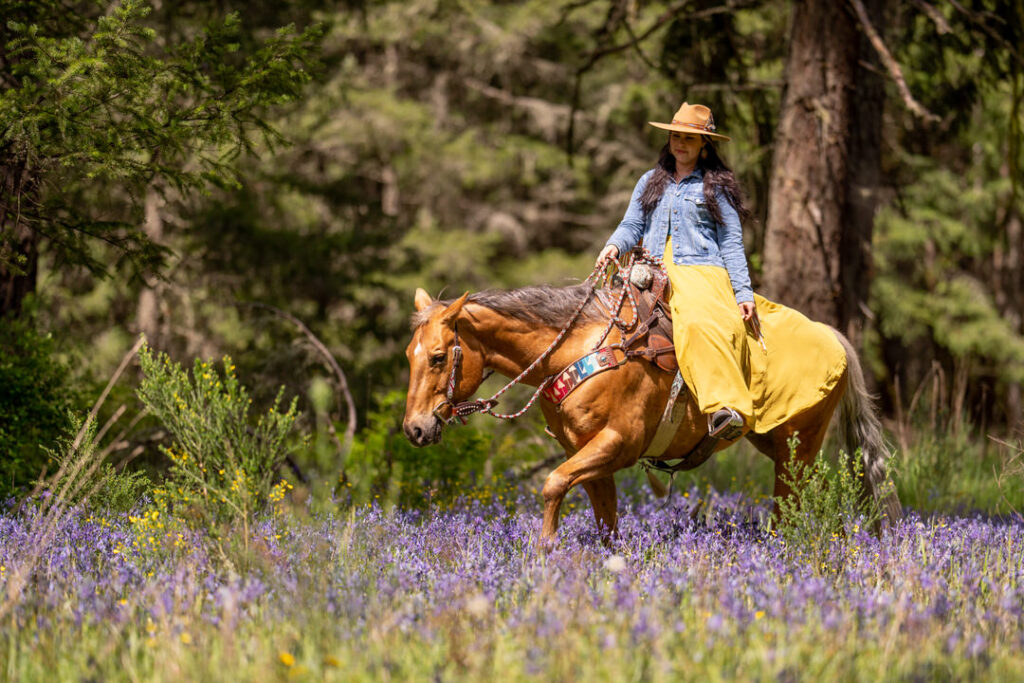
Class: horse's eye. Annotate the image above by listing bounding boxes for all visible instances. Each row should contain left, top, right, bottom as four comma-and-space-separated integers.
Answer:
429, 353, 446, 367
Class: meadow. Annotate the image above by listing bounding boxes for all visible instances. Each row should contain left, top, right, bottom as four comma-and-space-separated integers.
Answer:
2, 472, 1023, 682
2, 346, 1023, 682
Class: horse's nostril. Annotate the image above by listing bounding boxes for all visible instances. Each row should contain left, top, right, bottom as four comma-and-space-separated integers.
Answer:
412, 426, 423, 442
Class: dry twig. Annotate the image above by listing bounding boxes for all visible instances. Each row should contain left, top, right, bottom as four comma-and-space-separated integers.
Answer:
238, 301, 357, 459
848, 0, 940, 123
2, 336, 145, 621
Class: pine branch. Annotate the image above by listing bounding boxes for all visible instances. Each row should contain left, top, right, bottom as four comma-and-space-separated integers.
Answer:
566, 0, 760, 158
946, 0, 1024, 68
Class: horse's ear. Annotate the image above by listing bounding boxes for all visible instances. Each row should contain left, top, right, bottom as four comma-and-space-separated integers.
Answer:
440, 292, 470, 328
414, 288, 433, 311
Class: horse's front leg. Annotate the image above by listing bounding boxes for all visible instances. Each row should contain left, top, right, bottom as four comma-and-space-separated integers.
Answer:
582, 476, 618, 544
540, 429, 625, 546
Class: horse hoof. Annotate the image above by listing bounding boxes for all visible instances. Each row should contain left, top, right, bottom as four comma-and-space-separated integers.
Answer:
536, 535, 557, 554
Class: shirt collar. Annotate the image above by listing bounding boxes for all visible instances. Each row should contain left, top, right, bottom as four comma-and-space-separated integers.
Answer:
674, 166, 703, 183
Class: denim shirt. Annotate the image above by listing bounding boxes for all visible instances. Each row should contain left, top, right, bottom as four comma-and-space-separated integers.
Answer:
605, 168, 753, 304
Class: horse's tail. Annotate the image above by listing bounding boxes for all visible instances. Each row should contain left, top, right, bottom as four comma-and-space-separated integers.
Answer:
832, 328, 902, 528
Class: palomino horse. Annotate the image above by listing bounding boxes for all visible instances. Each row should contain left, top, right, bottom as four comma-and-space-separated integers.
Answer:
403, 280, 901, 544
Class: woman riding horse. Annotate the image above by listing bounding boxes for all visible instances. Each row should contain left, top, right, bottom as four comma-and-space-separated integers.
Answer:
403, 103, 901, 545
596, 102, 755, 442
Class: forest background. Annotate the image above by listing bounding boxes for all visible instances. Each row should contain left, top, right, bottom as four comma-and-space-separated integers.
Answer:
2, 0, 1023, 505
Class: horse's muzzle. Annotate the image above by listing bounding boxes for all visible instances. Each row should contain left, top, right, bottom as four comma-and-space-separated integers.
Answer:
403, 414, 442, 447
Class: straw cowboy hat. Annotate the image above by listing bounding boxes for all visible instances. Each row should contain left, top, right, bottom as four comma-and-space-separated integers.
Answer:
649, 102, 731, 141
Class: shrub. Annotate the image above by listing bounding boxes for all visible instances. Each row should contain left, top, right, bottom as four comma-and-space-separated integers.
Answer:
773, 436, 882, 566
0, 314, 82, 497
42, 415, 151, 513
136, 345, 299, 530
344, 390, 495, 508
89, 463, 152, 513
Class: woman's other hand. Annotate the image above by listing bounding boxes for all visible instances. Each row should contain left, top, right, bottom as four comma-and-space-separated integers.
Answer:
595, 244, 619, 269
738, 301, 756, 321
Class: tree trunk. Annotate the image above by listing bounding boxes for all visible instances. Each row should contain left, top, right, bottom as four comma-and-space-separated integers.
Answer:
0, 226, 37, 318
1003, 65, 1023, 435
762, 0, 862, 327
0, 160, 37, 318
136, 186, 165, 343
841, 0, 887, 348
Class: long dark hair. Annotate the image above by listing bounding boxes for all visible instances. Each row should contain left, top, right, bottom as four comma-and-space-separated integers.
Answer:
638, 139, 751, 225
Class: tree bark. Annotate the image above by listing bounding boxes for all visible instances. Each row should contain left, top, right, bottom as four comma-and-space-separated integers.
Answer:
0, 159, 37, 318
135, 186, 164, 342
762, 0, 862, 328
1003, 64, 1023, 434
0, 226, 37, 318
841, 0, 887, 348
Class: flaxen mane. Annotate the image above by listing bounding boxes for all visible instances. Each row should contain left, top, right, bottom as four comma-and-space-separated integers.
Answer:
411, 284, 607, 329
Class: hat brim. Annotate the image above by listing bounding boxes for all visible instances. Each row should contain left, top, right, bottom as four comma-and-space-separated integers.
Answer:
649, 121, 731, 141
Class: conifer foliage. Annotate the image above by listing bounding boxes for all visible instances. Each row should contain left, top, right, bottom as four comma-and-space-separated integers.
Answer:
0, 0, 323, 314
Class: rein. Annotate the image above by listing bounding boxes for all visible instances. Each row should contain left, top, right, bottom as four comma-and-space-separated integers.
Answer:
433, 249, 664, 425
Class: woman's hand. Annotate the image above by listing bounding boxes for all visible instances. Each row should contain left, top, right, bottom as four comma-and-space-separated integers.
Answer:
738, 301, 756, 321
595, 244, 619, 269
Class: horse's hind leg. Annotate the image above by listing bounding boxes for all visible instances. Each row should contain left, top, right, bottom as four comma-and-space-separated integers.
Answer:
581, 476, 618, 544
770, 428, 824, 518
540, 429, 625, 545
769, 387, 844, 519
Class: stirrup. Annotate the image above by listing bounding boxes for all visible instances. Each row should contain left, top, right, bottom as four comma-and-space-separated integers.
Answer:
708, 407, 744, 440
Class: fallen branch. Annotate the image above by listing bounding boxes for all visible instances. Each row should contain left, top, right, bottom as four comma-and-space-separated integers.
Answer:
237, 301, 357, 460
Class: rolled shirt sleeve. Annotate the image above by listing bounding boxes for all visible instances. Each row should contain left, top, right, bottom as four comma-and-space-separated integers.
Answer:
604, 170, 653, 256
713, 190, 754, 304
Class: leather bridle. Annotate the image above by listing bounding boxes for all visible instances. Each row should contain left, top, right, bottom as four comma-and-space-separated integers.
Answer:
431, 323, 477, 424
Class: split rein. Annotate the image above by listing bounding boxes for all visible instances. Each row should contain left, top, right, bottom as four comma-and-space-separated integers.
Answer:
432, 249, 663, 425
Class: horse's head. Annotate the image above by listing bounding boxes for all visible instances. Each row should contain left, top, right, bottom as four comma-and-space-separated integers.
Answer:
403, 288, 488, 447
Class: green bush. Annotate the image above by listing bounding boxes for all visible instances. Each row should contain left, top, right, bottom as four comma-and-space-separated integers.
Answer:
89, 463, 152, 513
42, 414, 150, 513
0, 314, 82, 497
773, 436, 882, 566
136, 345, 299, 527
344, 390, 496, 508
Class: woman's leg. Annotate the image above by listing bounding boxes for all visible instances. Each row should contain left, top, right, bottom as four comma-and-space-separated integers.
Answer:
664, 260, 754, 431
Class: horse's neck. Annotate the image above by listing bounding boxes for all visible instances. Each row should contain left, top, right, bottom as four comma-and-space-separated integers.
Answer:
464, 305, 604, 385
